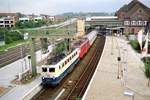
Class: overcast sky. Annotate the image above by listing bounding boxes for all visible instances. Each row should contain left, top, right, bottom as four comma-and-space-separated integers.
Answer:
0, 0, 150, 15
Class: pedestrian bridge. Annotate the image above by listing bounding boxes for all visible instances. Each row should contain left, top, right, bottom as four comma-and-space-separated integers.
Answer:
86, 16, 123, 27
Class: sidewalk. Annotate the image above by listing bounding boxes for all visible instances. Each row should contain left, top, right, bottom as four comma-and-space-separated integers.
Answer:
84, 36, 150, 100
0, 76, 41, 100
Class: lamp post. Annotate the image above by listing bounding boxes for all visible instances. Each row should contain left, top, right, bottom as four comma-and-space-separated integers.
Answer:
117, 57, 121, 79
28, 55, 31, 71
111, 30, 114, 55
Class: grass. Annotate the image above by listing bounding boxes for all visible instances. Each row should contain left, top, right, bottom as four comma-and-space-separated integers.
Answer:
0, 40, 28, 53
20, 27, 76, 36
21, 73, 40, 84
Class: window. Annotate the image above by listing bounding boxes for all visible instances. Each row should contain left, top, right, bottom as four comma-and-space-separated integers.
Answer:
0, 25, 4, 27
0, 21, 3, 23
62, 63, 64, 67
143, 21, 147, 26
4, 21, 9, 23
67, 58, 69, 62
42, 67, 47, 72
20, 20, 24, 22
65, 61, 67, 65
131, 21, 137, 26
70, 57, 71, 60
59, 66, 61, 69
5, 25, 9, 27
124, 21, 130, 26
138, 21, 142, 26
49, 68, 55, 72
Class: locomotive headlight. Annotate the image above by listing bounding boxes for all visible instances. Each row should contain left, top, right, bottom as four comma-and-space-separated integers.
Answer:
52, 76, 56, 80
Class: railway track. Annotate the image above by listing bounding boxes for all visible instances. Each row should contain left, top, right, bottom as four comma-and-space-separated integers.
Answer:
0, 46, 28, 67
0, 40, 43, 68
62, 35, 105, 99
32, 35, 105, 100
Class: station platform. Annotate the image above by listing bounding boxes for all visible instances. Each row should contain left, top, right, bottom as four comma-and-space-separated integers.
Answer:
83, 36, 150, 100
0, 46, 52, 100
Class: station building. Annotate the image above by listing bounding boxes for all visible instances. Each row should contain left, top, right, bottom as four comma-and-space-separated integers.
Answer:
116, 0, 150, 34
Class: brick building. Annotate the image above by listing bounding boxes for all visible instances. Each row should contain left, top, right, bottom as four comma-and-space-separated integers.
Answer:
116, 0, 150, 34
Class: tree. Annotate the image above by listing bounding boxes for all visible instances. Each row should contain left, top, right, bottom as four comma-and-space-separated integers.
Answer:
145, 63, 150, 87
51, 42, 66, 56
15, 20, 46, 29
0, 28, 23, 44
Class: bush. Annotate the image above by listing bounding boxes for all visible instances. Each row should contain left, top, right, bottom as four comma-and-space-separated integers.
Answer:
15, 20, 46, 29
0, 28, 24, 44
52, 42, 66, 56
144, 63, 150, 87
130, 40, 141, 52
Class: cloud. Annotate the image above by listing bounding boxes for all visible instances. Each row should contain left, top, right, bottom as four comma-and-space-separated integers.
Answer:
0, 0, 149, 15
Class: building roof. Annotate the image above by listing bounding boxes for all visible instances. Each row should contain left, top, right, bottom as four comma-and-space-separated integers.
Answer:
0, 17, 14, 20
0, 13, 18, 17
86, 16, 118, 21
117, 0, 150, 14
47, 53, 66, 65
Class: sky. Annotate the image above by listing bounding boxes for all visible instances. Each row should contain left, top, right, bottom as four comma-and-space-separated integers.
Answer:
0, 0, 150, 15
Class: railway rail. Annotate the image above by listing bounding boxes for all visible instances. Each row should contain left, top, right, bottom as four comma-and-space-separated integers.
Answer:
0, 41, 42, 68
0, 46, 28, 67
62, 35, 105, 99
32, 34, 105, 100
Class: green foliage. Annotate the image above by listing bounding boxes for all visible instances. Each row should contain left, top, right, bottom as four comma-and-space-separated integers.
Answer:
130, 40, 141, 53
144, 63, 150, 86
15, 20, 46, 29
6, 31, 23, 44
0, 28, 24, 44
53, 42, 65, 55
143, 57, 150, 86
0, 40, 25, 52
145, 63, 150, 78
124, 33, 129, 39
27, 28, 69, 36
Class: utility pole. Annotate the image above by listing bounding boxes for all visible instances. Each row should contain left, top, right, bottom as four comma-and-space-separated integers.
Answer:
117, 57, 121, 79
29, 38, 37, 76
111, 30, 114, 55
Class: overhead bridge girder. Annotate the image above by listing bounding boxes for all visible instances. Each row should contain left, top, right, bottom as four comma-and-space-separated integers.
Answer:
86, 20, 123, 27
